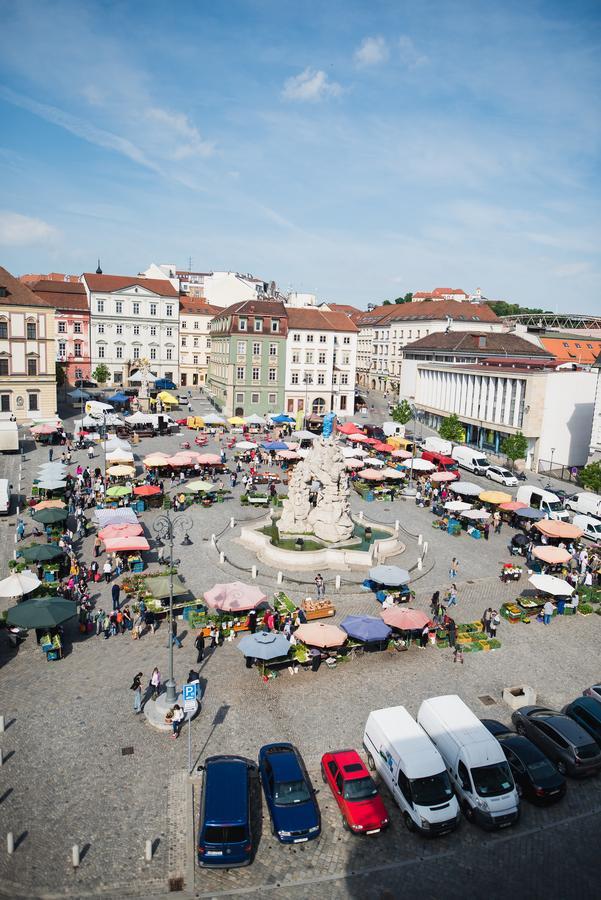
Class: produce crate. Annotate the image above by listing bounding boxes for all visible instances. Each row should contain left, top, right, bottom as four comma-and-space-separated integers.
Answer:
302, 598, 335, 620
274, 591, 296, 615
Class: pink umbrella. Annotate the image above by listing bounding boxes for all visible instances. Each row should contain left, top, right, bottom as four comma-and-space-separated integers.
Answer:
31, 423, 57, 435
197, 453, 222, 465
98, 523, 144, 540
350, 434, 373, 444
285, 442, 299, 450
391, 449, 412, 459
204, 581, 267, 612
383, 468, 406, 479
381, 608, 431, 630
345, 458, 365, 469
499, 501, 527, 511
531, 546, 572, 565
295, 622, 347, 648
103, 536, 150, 553
168, 453, 195, 466
361, 468, 386, 480
277, 450, 300, 460
430, 471, 458, 482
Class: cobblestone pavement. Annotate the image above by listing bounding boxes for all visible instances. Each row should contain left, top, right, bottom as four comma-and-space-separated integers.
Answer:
0, 398, 600, 899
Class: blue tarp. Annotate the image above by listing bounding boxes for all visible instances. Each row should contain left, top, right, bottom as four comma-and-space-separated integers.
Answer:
107, 392, 129, 403
271, 414, 295, 423
340, 615, 391, 643
262, 441, 288, 451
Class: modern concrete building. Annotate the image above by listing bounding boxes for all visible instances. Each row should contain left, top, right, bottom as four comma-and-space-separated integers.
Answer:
284, 308, 358, 420
207, 300, 288, 416
414, 358, 596, 470
178, 296, 220, 388
589, 353, 601, 462
30, 279, 91, 387
0, 266, 57, 421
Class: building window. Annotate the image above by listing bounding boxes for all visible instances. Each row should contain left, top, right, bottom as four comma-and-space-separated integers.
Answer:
26, 322, 37, 340
319, 334, 326, 343
254, 318, 263, 332
166, 305, 173, 317
252, 342, 261, 356
28, 393, 39, 411
206, 339, 211, 349
150, 326, 157, 336
27, 358, 38, 376
292, 352, 300, 364
317, 373, 325, 385
237, 366, 245, 380
116, 324, 123, 335
239, 317, 247, 331
318, 352, 326, 364
150, 348, 157, 360
291, 372, 299, 384
58, 341, 66, 356
150, 303, 157, 316
343, 353, 350, 365
0, 394, 10, 412
181, 337, 187, 347
133, 325, 140, 336
181, 320, 187, 329
98, 323, 105, 334
340, 395, 347, 410
97, 300, 104, 313
271, 319, 279, 333
74, 342, 82, 357
305, 351, 313, 364
115, 301, 123, 314
193, 355, 198, 365
74, 322, 82, 334
0, 360, 8, 376
236, 392, 244, 403
166, 348, 172, 360
116, 346, 123, 359
293, 333, 300, 342
166, 327, 173, 337
341, 374, 349, 385
133, 302, 140, 315
114, 371, 122, 384
98, 345, 105, 358
58, 321, 66, 333
132, 346, 140, 359
237, 340, 246, 355
75, 368, 82, 379
268, 368, 277, 382
268, 392, 277, 404
269, 343, 278, 356
193, 337, 199, 348
312, 397, 325, 415
194, 321, 199, 330
0, 322, 7, 340
252, 367, 260, 381
248, 392, 258, 404
306, 334, 313, 342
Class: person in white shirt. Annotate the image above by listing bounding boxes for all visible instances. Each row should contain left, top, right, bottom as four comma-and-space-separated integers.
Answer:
543, 600, 554, 625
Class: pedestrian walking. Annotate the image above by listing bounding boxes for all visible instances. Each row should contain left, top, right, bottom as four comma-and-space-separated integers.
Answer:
314, 573, 325, 599
16, 519, 25, 542
87, 445, 94, 460
130, 672, 143, 714
453, 645, 464, 664
483, 522, 490, 541
447, 584, 458, 607
194, 630, 205, 662
103, 560, 112, 583
429, 591, 440, 617
482, 607, 493, 635
449, 558, 459, 580
94, 535, 102, 558
489, 610, 500, 639
419, 624, 429, 649
446, 617, 457, 648
111, 582, 120, 610
493, 511, 502, 534
170, 618, 183, 649
150, 667, 161, 699
48, 447, 53, 461
543, 600, 554, 625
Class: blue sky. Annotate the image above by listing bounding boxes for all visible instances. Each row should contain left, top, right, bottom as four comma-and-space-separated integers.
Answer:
0, 0, 599, 312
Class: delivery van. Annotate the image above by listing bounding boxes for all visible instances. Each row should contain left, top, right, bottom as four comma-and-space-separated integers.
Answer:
0, 420, 19, 453
565, 492, 601, 520
383, 421, 405, 438
516, 486, 569, 521
0, 479, 12, 515
363, 706, 460, 835
451, 445, 490, 476
572, 515, 601, 542
423, 436, 453, 456
417, 695, 519, 830
421, 451, 460, 477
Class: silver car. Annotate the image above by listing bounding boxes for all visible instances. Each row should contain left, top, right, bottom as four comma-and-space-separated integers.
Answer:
486, 466, 518, 487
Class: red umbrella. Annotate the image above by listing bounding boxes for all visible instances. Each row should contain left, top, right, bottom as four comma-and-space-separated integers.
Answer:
103, 536, 150, 553
204, 581, 267, 612
133, 484, 162, 497
372, 441, 392, 453
98, 523, 144, 540
381, 608, 431, 630
499, 501, 527, 511
350, 433, 372, 443
338, 422, 363, 435
197, 453, 221, 465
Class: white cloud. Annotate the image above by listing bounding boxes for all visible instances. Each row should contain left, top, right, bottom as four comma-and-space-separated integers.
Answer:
354, 36, 389, 67
398, 35, 428, 69
0, 211, 58, 246
282, 68, 342, 102
145, 107, 214, 159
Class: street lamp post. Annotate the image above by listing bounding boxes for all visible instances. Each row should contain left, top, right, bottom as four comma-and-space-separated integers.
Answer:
550, 447, 556, 477
302, 374, 312, 429
152, 512, 193, 704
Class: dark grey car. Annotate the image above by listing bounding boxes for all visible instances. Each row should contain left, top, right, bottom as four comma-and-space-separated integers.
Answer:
511, 706, 601, 778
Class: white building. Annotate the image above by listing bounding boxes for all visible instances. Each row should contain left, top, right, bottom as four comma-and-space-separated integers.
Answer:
284, 308, 358, 419
589, 354, 601, 462
142, 264, 284, 309
414, 359, 597, 470
83, 272, 180, 386
179, 296, 220, 388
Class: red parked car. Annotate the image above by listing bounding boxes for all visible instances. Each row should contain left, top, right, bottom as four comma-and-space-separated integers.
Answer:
320, 750, 389, 834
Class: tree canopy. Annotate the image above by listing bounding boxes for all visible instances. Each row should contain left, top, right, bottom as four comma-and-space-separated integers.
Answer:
501, 432, 528, 466
391, 400, 413, 425
579, 461, 601, 494
438, 414, 465, 443
92, 364, 110, 385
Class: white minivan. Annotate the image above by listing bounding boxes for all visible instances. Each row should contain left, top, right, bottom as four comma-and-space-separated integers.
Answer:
565, 492, 601, 520
0, 479, 12, 515
452, 445, 490, 475
516, 485, 570, 521
573, 514, 601, 542
363, 706, 460, 835
418, 695, 519, 830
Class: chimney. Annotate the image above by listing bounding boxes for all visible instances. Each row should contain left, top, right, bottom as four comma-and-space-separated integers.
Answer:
478, 335, 487, 350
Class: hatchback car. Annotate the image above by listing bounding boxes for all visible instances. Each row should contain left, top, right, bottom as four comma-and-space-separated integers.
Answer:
178, 394, 190, 405
259, 743, 321, 843
486, 466, 518, 486
499, 734, 565, 804
511, 706, 601, 777
321, 749, 389, 834
563, 697, 601, 748
197, 756, 253, 867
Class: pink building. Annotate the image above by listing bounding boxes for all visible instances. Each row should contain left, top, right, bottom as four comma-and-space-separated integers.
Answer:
30, 280, 91, 385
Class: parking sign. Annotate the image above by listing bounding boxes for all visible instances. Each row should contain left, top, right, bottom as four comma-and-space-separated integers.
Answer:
183, 683, 197, 712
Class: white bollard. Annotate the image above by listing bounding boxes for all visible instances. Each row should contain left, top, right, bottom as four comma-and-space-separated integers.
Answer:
277, 571, 283, 584
418, 534, 423, 546
395, 520, 400, 532
358, 510, 364, 521
0, 748, 3, 767
335, 575, 341, 591
251, 565, 257, 579
0, 714, 4, 733
423, 541, 428, 556
219, 552, 225, 565
72, 844, 79, 868
417, 558, 423, 571
210, 534, 216, 546
7, 833, 14, 855
145, 839, 153, 862
230, 517, 235, 529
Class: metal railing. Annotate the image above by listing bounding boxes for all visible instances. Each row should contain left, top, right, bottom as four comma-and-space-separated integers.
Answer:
537, 459, 583, 485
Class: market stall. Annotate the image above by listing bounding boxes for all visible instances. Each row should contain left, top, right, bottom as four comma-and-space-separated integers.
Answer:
103, 535, 150, 572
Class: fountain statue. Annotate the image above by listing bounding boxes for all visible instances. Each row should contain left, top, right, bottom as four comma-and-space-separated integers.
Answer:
278, 437, 354, 543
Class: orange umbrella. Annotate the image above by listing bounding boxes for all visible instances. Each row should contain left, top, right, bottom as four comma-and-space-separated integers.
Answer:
133, 484, 162, 496
500, 501, 527, 511
381, 608, 431, 630
531, 546, 571, 565
33, 499, 66, 510
535, 520, 583, 540
361, 468, 386, 480
197, 453, 221, 465
391, 449, 412, 459
295, 622, 347, 648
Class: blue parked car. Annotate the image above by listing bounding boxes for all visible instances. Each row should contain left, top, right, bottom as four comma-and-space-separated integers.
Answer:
563, 697, 601, 748
258, 743, 321, 843
197, 756, 253, 867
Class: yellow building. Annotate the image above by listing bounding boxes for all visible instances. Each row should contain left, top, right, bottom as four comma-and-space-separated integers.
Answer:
0, 266, 57, 422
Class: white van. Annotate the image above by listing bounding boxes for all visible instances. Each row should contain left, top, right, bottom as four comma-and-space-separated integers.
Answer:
423, 436, 452, 456
363, 706, 460, 835
383, 421, 405, 437
452, 445, 490, 475
573, 514, 601, 542
417, 695, 519, 830
0, 479, 12, 515
565, 492, 601, 520
515, 485, 570, 521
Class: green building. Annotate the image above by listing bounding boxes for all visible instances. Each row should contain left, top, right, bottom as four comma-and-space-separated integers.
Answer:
207, 300, 288, 416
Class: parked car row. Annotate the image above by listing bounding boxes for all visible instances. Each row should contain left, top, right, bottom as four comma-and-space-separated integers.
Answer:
197, 690, 601, 867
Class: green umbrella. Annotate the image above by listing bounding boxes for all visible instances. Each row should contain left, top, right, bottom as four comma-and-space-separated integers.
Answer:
6, 596, 77, 629
186, 479, 216, 492
32, 508, 68, 525
20, 543, 64, 562
106, 485, 132, 498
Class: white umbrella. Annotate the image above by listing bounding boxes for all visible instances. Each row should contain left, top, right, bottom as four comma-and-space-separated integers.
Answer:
105, 437, 132, 452
36, 480, 67, 490
528, 574, 574, 597
401, 458, 435, 471
449, 481, 482, 497
342, 446, 368, 458
204, 413, 226, 425
461, 509, 491, 521
291, 430, 316, 441
368, 457, 386, 467
235, 440, 257, 450
129, 370, 157, 383
0, 571, 42, 598
245, 414, 266, 425
444, 500, 473, 512
106, 449, 135, 463
384, 468, 406, 479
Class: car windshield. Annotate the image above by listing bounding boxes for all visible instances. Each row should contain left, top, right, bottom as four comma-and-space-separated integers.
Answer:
471, 762, 513, 797
343, 776, 378, 801
547, 501, 563, 511
203, 825, 246, 844
576, 743, 600, 760
410, 772, 454, 806
500, 470, 512, 478
527, 759, 557, 779
273, 779, 311, 805
475, 459, 488, 467
442, 463, 457, 471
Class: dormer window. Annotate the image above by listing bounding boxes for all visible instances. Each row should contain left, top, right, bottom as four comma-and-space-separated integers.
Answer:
239, 317, 247, 331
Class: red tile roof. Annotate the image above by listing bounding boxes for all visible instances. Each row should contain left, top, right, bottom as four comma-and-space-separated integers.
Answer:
357, 300, 499, 326
30, 279, 89, 312
540, 337, 601, 365
0, 266, 54, 308
287, 308, 359, 332
403, 331, 550, 356
179, 297, 221, 316
83, 273, 178, 297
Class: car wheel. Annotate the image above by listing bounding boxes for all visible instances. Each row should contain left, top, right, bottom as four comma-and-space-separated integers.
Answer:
366, 753, 375, 771
556, 760, 567, 775
403, 812, 415, 832
516, 783, 523, 798
342, 816, 351, 832
515, 721, 525, 735
463, 802, 474, 822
